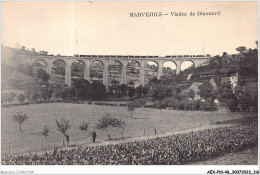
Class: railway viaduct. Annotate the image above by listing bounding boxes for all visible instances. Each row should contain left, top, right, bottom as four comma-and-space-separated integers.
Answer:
12, 53, 211, 88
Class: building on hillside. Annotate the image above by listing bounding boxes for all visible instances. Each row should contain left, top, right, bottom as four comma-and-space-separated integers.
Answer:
187, 82, 203, 100
220, 72, 238, 93
209, 77, 221, 90
185, 77, 221, 100
176, 82, 193, 90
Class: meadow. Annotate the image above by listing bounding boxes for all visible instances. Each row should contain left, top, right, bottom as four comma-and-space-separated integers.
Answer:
1, 103, 247, 155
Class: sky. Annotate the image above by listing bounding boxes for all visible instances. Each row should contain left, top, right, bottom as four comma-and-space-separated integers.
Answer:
2, 1, 258, 69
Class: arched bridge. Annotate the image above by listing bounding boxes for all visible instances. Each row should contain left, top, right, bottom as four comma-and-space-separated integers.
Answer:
18, 54, 211, 88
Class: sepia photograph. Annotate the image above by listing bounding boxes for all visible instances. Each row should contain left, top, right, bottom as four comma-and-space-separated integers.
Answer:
1, 1, 259, 174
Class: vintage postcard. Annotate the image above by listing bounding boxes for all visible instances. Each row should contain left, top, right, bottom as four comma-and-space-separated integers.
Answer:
1, 1, 259, 174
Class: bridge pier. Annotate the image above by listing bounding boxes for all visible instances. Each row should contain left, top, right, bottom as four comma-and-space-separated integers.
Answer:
121, 62, 127, 85
157, 60, 163, 79
103, 59, 109, 90
83, 60, 90, 81
140, 60, 145, 86
176, 60, 181, 75
65, 60, 72, 87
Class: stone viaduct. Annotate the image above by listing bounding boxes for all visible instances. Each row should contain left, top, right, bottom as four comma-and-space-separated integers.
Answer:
17, 54, 211, 88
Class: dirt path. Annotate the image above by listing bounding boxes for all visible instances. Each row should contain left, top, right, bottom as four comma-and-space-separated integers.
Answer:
85, 123, 230, 147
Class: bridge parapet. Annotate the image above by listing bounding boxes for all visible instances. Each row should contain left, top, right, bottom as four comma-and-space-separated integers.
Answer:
13, 52, 211, 61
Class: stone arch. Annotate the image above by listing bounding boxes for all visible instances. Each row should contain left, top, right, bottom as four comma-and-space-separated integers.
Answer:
90, 60, 104, 83
108, 60, 123, 66
126, 60, 141, 86
52, 59, 67, 76
108, 60, 123, 85
163, 60, 177, 75
145, 60, 159, 84
181, 60, 195, 71
51, 58, 68, 85
32, 58, 48, 68
71, 60, 86, 79
91, 59, 104, 67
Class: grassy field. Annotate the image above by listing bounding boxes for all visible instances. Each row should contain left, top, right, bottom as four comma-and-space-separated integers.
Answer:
1, 103, 248, 155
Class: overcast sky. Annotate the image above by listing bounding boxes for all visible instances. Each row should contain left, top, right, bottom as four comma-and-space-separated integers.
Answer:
2, 1, 258, 69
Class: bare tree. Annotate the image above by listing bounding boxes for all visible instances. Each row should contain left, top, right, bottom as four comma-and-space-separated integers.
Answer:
13, 112, 29, 135
110, 118, 126, 139
95, 113, 126, 139
55, 118, 71, 147
95, 113, 111, 140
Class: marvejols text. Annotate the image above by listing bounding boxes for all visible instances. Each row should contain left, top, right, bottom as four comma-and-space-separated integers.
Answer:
130, 12, 162, 17
130, 11, 221, 17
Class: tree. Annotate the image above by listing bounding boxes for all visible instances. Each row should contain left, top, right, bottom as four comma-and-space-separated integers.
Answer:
165, 97, 180, 110
90, 81, 106, 100
217, 83, 238, 111
4, 92, 16, 104
17, 94, 25, 104
197, 82, 216, 101
42, 125, 50, 137
120, 84, 128, 96
236, 46, 247, 54
41, 126, 50, 149
95, 113, 126, 139
41, 87, 53, 101
154, 100, 162, 112
110, 118, 126, 139
95, 113, 112, 140
73, 78, 91, 89
142, 86, 149, 96
31, 90, 42, 102
110, 79, 120, 86
73, 79, 92, 99
13, 112, 29, 134
177, 91, 189, 101
236, 89, 253, 112
95, 113, 111, 130
128, 87, 135, 99
188, 89, 195, 100
151, 84, 172, 101
36, 68, 50, 82
55, 118, 71, 147
148, 77, 159, 85
39, 50, 48, 55
53, 87, 74, 100
136, 86, 142, 98
128, 80, 135, 86
127, 101, 136, 118
217, 83, 234, 102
